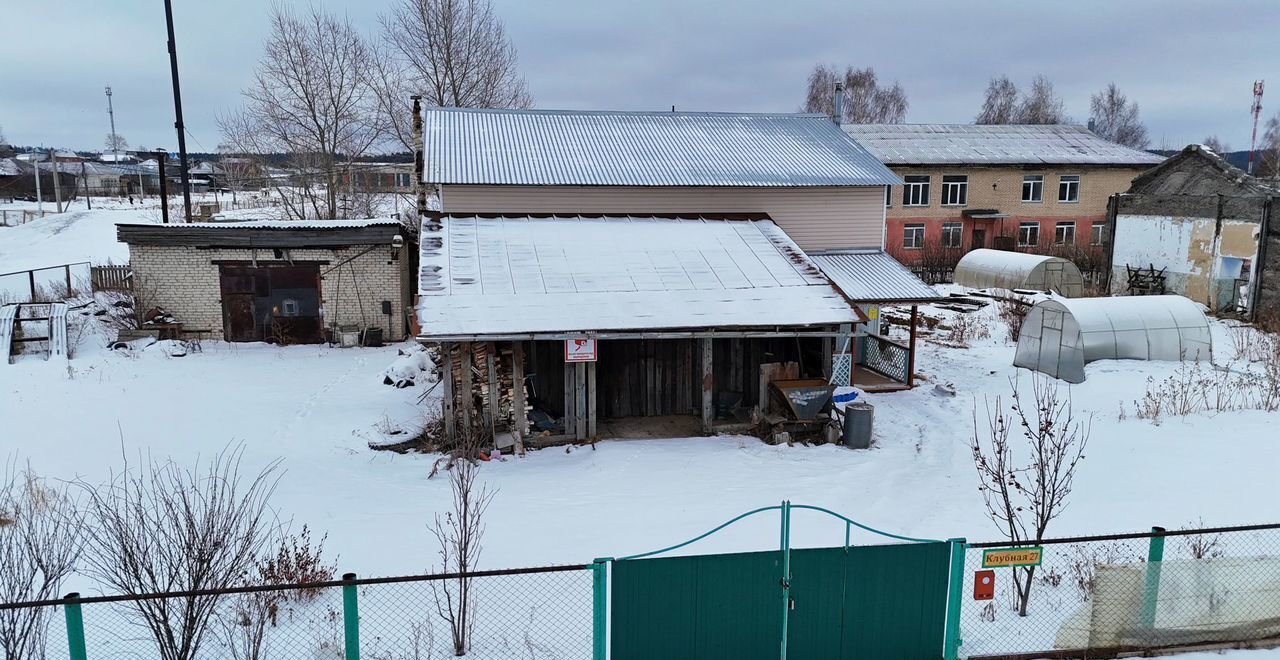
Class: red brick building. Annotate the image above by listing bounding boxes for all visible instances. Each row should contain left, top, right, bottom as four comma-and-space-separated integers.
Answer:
842, 124, 1164, 275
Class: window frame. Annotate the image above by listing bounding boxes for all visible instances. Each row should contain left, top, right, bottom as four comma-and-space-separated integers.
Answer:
1091, 221, 1106, 246
902, 223, 926, 250
1022, 174, 1044, 203
940, 175, 968, 206
1018, 221, 1040, 248
1054, 221, 1076, 245
1058, 174, 1081, 203
902, 175, 931, 207
941, 222, 963, 249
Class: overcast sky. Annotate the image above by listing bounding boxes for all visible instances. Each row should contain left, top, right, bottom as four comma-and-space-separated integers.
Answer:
3, 0, 1277, 153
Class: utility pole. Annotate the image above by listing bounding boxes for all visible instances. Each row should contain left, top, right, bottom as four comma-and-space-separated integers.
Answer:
34, 148, 43, 214
1249, 80, 1265, 175
156, 150, 169, 224
81, 161, 91, 210
163, 0, 193, 222
50, 149, 64, 213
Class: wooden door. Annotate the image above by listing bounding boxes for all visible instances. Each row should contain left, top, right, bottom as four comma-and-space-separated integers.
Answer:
972, 228, 987, 249
219, 266, 259, 341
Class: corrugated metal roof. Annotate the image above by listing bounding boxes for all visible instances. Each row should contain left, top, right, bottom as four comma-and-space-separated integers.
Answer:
424, 108, 900, 187
842, 124, 1166, 167
416, 215, 861, 337
809, 250, 941, 303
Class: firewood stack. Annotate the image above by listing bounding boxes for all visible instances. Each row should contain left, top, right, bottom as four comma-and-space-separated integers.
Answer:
447, 343, 529, 434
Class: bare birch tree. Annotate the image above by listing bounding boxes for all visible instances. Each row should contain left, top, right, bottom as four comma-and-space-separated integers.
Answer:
218, 5, 384, 220
1015, 76, 1067, 124
802, 64, 908, 124
975, 76, 1020, 125
78, 449, 280, 660
378, 0, 532, 151
1202, 136, 1230, 155
431, 427, 496, 656
0, 460, 83, 660
971, 376, 1090, 616
104, 133, 129, 153
1089, 83, 1149, 148
1257, 114, 1280, 179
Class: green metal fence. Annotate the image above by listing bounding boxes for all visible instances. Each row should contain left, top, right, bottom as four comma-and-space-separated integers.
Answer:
604, 501, 961, 660
954, 523, 1280, 659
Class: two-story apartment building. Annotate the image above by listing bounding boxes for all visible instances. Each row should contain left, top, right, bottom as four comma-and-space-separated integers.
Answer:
842, 124, 1164, 267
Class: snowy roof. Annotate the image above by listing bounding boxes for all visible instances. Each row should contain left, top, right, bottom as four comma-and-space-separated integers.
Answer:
424, 108, 899, 187
0, 158, 20, 176
842, 124, 1166, 167
130, 218, 400, 230
98, 153, 137, 163
416, 215, 862, 337
809, 250, 940, 302
117, 219, 403, 247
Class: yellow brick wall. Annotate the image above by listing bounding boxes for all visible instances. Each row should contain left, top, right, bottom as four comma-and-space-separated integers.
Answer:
128, 244, 408, 342
884, 167, 1144, 219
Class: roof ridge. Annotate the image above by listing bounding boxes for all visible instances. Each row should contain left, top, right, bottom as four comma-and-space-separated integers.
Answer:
425, 107, 829, 119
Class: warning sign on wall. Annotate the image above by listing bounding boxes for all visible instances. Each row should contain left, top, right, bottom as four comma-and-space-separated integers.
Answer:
565, 338, 597, 362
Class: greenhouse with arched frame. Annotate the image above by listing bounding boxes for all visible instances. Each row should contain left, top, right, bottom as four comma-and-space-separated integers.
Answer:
1013, 295, 1213, 383
953, 249, 1084, 297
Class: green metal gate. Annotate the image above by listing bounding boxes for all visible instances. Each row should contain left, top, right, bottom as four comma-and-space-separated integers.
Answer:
603, 502, 964, 660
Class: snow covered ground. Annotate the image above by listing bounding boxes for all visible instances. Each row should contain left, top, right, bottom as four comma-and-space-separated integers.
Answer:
4, 207, 1280, 658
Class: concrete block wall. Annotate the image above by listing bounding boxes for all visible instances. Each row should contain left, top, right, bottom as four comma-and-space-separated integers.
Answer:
128, 244, 408, 342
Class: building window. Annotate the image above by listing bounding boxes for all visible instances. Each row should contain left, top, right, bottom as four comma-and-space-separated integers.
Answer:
902, 175, 930, 206
1059, 175, 1080, 203
885, 185, 892, 207
1022, 175, 1044, 203
941, 175, 968, 206
1018, 221, 1040, 247
1091, 221, 1106, 246
903, 224, 925, 249
394, 172, 413, 188
941, 222, 963, 249
1055, 221, 1076, 245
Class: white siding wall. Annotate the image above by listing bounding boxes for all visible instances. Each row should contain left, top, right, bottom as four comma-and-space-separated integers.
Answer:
439, 185, 886, 251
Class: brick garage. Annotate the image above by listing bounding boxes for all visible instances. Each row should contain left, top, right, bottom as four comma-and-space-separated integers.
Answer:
117, 220, 414, 343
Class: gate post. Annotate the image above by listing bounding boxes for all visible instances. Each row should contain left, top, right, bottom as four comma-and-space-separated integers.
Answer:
342, 572, 361, 660
943, 538, 967, 660
64, 592, 88, 660
1140, 527, 1166, 631
592, 558, 611, 660
778, 501, 792, 660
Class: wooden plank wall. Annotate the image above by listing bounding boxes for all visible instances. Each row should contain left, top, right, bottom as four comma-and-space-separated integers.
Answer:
597, 339, 700, 418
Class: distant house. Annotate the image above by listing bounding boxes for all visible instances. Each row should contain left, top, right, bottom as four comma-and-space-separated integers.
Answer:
843, 124, 1164, 277
117, 220, 415, 344
339, 162, 414, 193
99, 153, 138, 164
418, 108, 939, 446
1106, 144, 1279, 319
0, 161, 79, 202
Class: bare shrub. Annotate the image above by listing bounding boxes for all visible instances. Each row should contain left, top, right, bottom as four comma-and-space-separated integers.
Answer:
1181, 520, 1225, 560
220, 590, 278, 660
97, 275, 167, 333
971, 376, 1091, 616
1068, 542, 1137, 603
259, 524, 336, 601
78, 448, 281, 660
998, 301, 1028, 343
947, 312, 991, 345
1133, 360, 1270, 423
431, 426, 496, 656
0, 460, 83, 660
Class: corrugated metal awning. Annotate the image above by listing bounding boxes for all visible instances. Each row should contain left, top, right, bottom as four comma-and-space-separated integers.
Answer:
810, 250, 941, 303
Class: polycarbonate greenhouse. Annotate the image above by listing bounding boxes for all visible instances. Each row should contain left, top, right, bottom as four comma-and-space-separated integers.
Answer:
953, 249, 1084, 297
1013, 295, 1213, 383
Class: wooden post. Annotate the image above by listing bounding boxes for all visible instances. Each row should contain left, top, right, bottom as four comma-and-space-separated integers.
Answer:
28, 270, 36, 301
564, 360, 576, 437
575, 362, 588, 441
512, 341, 527, 451
441, 342, 456, 438
908, 305, 919, 388
460, 343, 474, 429
701, 338, 713, 432
821, 334, 833, 380
486, 341, 498, 434
65, 265, 73, 298
587, 360, 598, 439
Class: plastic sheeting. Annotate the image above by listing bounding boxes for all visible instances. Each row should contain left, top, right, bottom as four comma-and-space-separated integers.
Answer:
1013, 295, 1213, 383
953, 249, 1084, 297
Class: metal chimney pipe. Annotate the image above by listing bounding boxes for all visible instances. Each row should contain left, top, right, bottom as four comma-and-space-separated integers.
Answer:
833, 82, 845, 124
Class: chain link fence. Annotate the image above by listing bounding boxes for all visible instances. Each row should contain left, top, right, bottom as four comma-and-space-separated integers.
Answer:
957, 524, 1280, 659
1, 565, 594, 660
